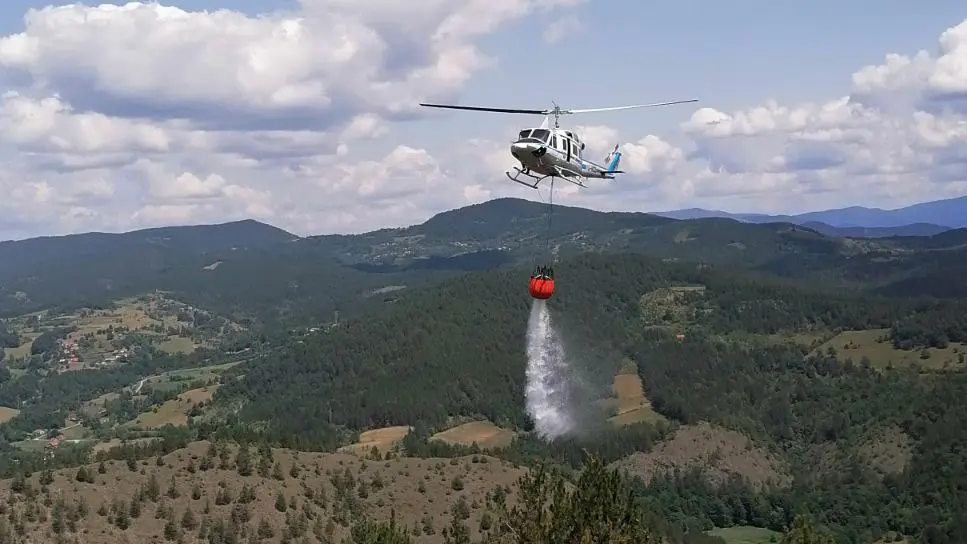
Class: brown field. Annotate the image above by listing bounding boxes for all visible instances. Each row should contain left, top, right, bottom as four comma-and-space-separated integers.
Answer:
338, 426, 413, 456
604, 363, 664, 427
612, 421, 791, 490
0, 406, 20, 423
158, 335, 196, 354
0, 440, 527, 543
431, 421, 516, 449
132, 387, 217, 429
813, 328, 965, 369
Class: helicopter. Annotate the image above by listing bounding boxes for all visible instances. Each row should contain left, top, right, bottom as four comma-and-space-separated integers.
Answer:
419, 99, 698, 189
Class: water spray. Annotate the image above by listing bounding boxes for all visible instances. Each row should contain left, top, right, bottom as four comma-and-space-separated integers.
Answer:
525, 299, 573, 440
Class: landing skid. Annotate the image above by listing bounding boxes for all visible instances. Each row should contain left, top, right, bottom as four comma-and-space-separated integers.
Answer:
505, 166, 588, 189
506, 167, 547, 189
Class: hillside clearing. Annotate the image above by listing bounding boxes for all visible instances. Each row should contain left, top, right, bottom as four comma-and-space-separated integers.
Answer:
604, 362, 664, 427
2, 331, 39, 359
813, 328, 965, 369
611, 421, 791, 490
338, 425, 413, 456
858, 425, 915, 475
1, 295, 237, 366
141, 361, 240, 390
158, 335, 196, 354
132, 386, 218, 429
0, 440, 527, 543
0, 406, 20, 423
431, 421, 516, 449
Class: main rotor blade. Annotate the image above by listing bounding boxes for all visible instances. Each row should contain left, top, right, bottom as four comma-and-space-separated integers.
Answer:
567, 99, 699, 114
419, 103, 546, 115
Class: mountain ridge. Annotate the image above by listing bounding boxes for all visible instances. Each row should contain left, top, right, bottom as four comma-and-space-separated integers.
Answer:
3, 197, 967, 324
654, 194, 967, 230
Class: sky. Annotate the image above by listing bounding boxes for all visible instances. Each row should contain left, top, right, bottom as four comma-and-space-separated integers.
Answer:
1, 1, 966, 240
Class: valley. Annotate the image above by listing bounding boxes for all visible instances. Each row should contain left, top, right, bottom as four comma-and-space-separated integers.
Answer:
0, 198, 966, 542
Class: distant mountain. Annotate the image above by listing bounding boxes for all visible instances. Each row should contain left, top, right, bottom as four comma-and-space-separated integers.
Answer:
655, 195, 967, 232
798, 222, 952, 238
0, 219, 298, 276
3, 198, 967, 325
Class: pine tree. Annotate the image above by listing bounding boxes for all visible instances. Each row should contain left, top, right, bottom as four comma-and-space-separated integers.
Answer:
349, 509, 413, 543
780, 515, 836, 544
145, 474, 160, 502
236, 442, 253, 476
275, 491, 287, 513
494, 454, 663, 543
181, 508, 198, 531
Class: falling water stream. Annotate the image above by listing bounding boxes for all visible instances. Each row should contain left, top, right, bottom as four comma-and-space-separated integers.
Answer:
525, 299, 574, 439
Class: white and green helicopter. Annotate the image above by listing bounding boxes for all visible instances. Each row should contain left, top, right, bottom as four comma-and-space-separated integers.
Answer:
419, 99, 697, 189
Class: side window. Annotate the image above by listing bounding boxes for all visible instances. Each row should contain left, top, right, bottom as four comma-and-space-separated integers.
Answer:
550, 135, 557, 149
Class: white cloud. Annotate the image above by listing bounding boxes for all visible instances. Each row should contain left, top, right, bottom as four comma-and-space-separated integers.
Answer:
1, 5, 967, 240
542, 15, 581, 44
0, 0, 582, 239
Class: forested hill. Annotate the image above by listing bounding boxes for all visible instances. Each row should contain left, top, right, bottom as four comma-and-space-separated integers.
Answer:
0, 219, 296, 273
4, 198, 967, 324
214, 249, 967, 440
210, 248, 967, 542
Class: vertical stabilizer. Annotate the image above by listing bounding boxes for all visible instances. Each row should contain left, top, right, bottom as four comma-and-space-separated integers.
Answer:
605, 144, 621, 172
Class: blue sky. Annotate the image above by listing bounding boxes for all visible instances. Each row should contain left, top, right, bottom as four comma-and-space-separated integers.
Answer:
422, 1, 967, 152
0, 0, 966, 238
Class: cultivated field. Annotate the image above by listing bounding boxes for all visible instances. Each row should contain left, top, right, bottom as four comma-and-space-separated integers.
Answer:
602, 361, 664, 427
430, 421, 516, 449
0, 406, 21, 423
338, 426, 413, 456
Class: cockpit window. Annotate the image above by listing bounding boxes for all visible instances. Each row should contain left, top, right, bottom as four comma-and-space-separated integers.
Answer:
515, 128, 550, 144
530, 129, 550, 143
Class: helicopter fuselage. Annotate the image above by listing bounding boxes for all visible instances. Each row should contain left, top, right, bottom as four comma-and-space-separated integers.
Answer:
509, 127, 618, 181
